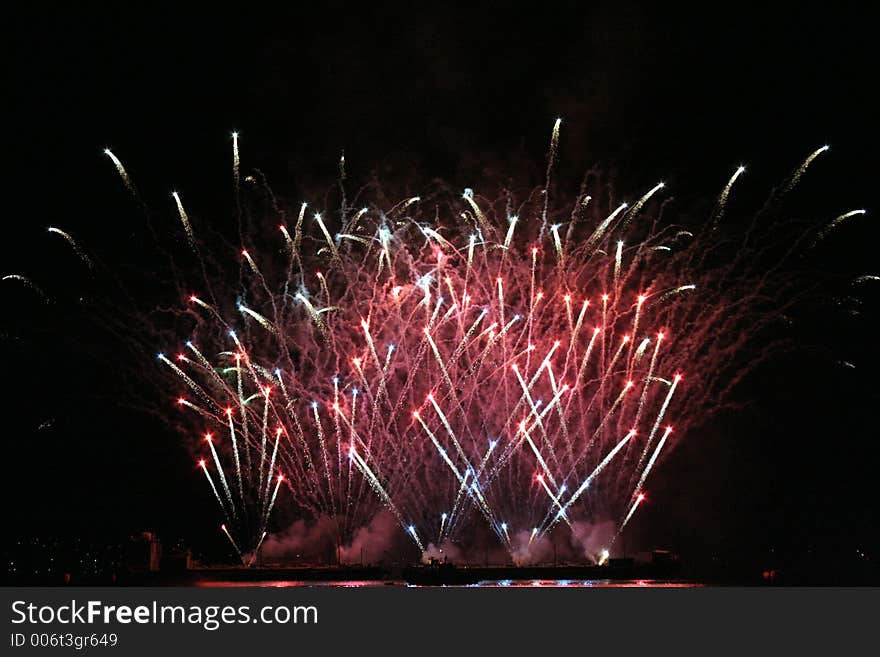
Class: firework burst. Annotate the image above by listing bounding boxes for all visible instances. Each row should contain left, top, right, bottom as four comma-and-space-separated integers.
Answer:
135, 125, 863, 561
17, 122, 868, 563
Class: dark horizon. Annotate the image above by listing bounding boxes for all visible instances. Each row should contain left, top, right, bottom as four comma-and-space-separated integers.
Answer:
4, 3, 878, 582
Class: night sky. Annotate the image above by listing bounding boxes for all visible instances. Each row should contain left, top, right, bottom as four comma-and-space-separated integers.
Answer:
4, 3, 878, 575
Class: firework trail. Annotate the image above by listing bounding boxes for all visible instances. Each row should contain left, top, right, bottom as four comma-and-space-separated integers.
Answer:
618, 492, 645, 533
621, 181, 664, 231
47, 227, 94, 269
713, 165, 746, 225
16, 121, 867, 562
810, 209, 867, 248
103, 149, 136, 195
199, 459, 228, 521
541, 117, 562, 235
171, 191, 197, 249
628, 426, 672, 509
2, 274, 48, 302
221, 523, 244, 564
232, 132, 241, 196
784, 145, 829, 196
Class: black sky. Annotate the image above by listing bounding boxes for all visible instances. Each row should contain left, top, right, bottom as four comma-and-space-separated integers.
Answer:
4, 2, 878, 571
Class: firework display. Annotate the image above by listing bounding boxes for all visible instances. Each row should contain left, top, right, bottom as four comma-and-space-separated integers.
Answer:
9, 123, 866, 565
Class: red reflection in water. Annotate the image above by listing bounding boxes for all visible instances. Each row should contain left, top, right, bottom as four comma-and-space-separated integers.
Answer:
194, 579, 702, 588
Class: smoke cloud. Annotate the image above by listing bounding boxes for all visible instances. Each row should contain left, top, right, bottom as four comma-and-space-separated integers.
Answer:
261, 511, 403, 565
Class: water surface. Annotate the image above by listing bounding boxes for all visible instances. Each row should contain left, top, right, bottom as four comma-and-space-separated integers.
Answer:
195, 579, 702, 588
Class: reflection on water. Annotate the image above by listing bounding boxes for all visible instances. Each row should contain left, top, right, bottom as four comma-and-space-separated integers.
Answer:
195, 579, 701, 588
479, 579, 701, 587
196, 580, 395, 588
